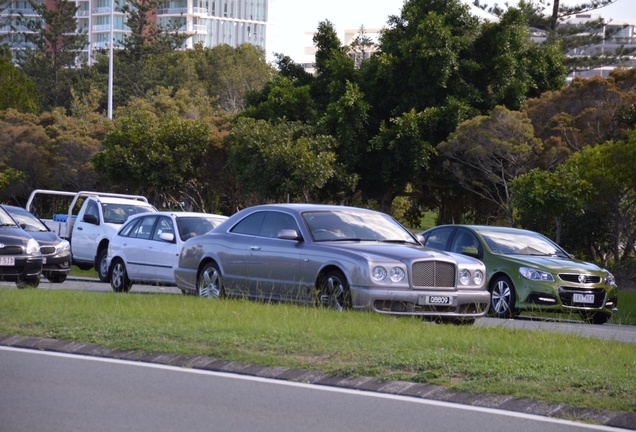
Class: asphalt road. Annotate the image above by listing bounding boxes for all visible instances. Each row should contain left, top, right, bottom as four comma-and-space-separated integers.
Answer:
0, 347, 628, 432
1, 277, 635, 430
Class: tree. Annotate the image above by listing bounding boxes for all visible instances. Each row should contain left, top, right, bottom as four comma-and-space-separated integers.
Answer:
90, 87, 230, 211
18, 0, 87, 109
227, 118, 338, 203
356, 0, 565, 219
523, 68, 636, 162
372, 0, 480, 116
512, 165, 591, 243
94, 108, 219, 208
273, 53, 315, 87
0, 46, 39, 113
563, 133, 636, 262
243, 75, 316, 123
319, 80, 369, 173
190, 44, 275, 113
348, 25, 376, 68
311, 20, 358, 112
105, 0, 190, 103
0, 102, 112, 202
140, 51, 202, 98
0, 0, 12, 44
479, 0, 628, 73
357, 108, 439, 212
470, 7, 565, 111
439, 106, 543, 226
0, 109, 56, 201
119, 0, 188, 62
0, 167, 26, 195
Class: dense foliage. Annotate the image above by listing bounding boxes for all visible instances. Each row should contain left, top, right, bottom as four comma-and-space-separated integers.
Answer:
1, 0, 636, 263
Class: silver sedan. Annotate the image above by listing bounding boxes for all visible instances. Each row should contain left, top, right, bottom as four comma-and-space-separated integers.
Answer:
175, 204, 490, 321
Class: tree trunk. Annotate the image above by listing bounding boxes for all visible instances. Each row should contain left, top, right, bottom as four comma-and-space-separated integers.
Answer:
550, 0, 560, 32
554, 216, 562, 244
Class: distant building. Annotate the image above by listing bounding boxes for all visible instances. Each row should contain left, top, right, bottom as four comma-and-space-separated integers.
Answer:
0, 0, 268, 65
561, 13, 636, 80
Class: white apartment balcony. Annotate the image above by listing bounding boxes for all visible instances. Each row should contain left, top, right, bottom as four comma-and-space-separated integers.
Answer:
157, 7, 207, 16
8, 8, 38, 16
93, 40, 123, 49
92, 24, 112, 32
9, 25, 33, 33
92, 6, 122, 14
92, 24, 129, 33
9, 41, 37, 49
175, 24, 206, 33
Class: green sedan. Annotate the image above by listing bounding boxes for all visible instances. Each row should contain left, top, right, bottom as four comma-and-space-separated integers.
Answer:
420, 225, 618, 324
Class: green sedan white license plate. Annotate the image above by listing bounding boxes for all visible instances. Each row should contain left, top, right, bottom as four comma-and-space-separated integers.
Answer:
0, 257, 15, 266
573, 293, 595, 303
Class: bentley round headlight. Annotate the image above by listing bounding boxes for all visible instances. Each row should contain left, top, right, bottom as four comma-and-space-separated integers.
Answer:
473, 270, 484, 285
372, 266, 387, 281
389, 267, 405, 283
459, 269, 471, 285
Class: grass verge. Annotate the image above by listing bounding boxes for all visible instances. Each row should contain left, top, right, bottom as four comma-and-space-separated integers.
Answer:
617, 291, 636, 325
0, 289, 634, 414
520, 290, 636, 326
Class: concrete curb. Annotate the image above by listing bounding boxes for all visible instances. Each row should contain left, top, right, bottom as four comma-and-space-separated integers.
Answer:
1, 334, 634, 430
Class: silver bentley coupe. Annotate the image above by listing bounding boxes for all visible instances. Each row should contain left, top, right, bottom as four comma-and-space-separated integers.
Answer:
175, 204, 490, 322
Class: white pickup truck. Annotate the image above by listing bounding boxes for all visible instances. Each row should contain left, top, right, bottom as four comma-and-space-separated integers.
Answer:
26, 190, 157, 282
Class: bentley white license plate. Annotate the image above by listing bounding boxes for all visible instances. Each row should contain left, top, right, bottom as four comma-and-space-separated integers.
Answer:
425, 295, 451, 305
0, 257, 15, 266
573, 293, 595, 304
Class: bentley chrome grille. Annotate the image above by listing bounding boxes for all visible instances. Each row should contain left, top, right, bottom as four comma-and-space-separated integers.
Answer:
412, 261, 456, 289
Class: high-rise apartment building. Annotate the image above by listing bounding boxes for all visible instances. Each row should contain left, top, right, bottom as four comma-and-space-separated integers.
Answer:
0, 0, 268, 64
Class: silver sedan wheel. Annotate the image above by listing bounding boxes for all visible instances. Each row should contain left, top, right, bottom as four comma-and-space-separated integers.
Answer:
490, 275, 515, 318
319, 270, 351, 311
197, 262, 223, 298
110, 259, 132, 293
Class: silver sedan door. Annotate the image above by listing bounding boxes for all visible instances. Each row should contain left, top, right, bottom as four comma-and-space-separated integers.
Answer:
245, 211, 303, 302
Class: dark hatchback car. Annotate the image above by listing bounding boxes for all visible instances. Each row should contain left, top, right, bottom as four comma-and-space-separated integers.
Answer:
0, 205, 42, 287
420, 225, 618, 324
1, 205, 71, 283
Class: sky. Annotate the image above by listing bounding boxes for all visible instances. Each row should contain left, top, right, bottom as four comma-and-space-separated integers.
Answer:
266, 0, 636, 64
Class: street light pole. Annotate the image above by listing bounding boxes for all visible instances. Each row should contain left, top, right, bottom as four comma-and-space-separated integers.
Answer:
107, 0, 114, 119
